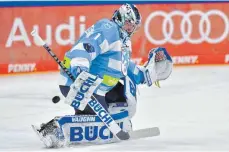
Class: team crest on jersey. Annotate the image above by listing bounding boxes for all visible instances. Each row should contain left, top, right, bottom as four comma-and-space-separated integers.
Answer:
83, 43, 95, 53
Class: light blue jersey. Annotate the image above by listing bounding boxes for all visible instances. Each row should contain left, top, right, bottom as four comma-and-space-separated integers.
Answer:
59, 19, 144, 96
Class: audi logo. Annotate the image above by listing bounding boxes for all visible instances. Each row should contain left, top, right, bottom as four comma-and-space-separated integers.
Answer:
144, 10, 229, 45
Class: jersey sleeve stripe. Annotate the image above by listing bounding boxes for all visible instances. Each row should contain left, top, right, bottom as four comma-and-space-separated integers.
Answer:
70, 43, 85, 52
68, 50, 91, 61
108, 58, 122, 71
109, 40, 122, 52
70, 57, 90, 69
99, 39, 110, 54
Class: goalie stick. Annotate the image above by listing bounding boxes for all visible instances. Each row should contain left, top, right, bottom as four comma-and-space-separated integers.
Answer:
129, 127, 160, 140
30, 29, 129, 141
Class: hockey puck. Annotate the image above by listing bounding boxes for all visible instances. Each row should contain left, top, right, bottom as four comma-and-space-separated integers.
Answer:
52, 96, 60, 103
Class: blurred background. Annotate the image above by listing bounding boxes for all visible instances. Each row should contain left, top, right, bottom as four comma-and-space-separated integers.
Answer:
1, 0, 229, 74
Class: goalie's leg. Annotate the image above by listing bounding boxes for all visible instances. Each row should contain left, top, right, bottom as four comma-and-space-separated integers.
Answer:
105, 82, 126, 104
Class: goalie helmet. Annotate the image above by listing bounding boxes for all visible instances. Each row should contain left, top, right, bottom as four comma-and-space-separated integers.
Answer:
112, 3, 141, 37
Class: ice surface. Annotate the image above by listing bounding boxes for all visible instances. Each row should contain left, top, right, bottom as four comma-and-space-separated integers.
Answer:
0, 66, 229, 151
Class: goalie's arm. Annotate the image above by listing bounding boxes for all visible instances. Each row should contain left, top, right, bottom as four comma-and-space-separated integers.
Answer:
128, 47, 173, 87
60, 46, 93, 86
60, 38, 104, 85
127, 61, 145, 85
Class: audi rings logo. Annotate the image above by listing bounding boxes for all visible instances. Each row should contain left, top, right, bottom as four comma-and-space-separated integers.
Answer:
144, 10, 229, 45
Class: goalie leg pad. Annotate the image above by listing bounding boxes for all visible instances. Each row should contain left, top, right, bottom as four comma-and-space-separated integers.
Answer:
33, 105, 131, 147
57, 110, 131, 145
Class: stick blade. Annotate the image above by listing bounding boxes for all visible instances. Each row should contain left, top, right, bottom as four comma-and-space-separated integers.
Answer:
129, 127, 160, 140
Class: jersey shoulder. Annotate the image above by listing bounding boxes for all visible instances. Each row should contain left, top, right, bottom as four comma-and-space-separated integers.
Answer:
95, 19, 120, 43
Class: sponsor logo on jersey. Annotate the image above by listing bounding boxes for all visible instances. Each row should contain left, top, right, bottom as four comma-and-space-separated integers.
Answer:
8, 63, 36, 73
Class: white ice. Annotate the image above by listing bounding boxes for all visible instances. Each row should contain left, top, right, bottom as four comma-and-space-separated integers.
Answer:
0, 66, 229, 151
